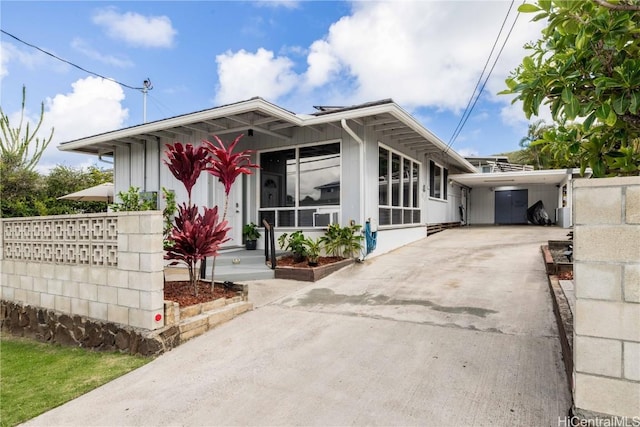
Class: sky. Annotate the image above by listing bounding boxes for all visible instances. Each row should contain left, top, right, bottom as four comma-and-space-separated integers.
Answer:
1, 0, 550, 173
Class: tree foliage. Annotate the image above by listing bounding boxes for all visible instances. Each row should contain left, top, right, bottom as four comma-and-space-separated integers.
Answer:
501, 0, 640, 177
164, 204, 229, 296
163, 135, 259, 294
163, 143, 209, 206
203, 134, 259, 221
0, 86, 54, 171
0, 163, 112, 218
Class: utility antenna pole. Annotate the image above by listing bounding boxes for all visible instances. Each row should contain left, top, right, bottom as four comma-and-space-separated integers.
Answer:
142, 78, 153, 123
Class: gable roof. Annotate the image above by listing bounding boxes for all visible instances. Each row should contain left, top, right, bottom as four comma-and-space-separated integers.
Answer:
58, 97, 476, 173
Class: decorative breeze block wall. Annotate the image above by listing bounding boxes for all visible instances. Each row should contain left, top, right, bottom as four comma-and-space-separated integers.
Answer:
0, 211, 165, 331
573, 176, 640, 420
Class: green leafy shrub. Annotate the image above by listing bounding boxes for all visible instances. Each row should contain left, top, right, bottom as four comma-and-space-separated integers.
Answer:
278, 230, 308, 262
110, 186, 155, 212
321, 223, 363, 258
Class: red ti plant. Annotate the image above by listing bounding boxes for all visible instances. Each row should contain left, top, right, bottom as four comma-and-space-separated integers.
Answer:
203, 134, 259, 221
163, 142, 209, 206
163, 141, 230, 296
164, 204, 229, 296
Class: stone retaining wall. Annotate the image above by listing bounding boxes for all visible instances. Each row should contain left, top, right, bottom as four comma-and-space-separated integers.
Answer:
573, 177, 640, 419
1, 301, 179, 356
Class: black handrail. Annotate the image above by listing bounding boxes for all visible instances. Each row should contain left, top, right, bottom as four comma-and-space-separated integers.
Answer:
262, 219, 277, 269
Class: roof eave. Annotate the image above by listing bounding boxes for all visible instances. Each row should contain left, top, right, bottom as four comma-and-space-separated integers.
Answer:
303, 102, 477, 173
58, 98, 301, 153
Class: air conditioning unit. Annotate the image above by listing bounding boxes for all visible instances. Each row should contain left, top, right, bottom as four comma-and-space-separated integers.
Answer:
313, 211, 339, 227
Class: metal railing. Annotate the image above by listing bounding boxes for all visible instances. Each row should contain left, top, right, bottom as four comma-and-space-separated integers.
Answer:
262, 219, 277, 269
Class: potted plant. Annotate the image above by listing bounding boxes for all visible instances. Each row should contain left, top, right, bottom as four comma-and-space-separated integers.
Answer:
243, 222, 261, 250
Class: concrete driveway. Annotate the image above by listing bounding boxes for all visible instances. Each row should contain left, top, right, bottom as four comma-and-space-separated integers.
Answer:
26, 226, 571, 427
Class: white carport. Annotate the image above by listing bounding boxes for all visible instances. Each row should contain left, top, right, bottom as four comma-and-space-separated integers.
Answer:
450, 169, 587, 227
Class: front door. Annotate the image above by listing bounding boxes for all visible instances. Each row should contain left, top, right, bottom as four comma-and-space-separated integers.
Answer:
495, 189, 528, 224
213, 178, 243, 247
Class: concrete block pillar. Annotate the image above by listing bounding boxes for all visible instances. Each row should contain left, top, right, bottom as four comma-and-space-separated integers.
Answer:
573, 177, 640, 419
117, 211, 165, 330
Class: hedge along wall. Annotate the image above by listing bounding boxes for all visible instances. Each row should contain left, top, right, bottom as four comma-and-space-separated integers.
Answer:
573, 177, 640, 419
0, 211, 165, 331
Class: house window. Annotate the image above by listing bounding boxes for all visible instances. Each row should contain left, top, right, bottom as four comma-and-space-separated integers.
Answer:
259, 142, 340, 227
378, 145, 420, 226
429, 161, 448, 200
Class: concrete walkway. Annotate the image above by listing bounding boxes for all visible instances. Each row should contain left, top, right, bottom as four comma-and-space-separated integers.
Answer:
25, 226, 571, 427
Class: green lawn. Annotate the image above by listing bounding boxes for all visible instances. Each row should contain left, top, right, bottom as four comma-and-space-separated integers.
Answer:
0, 335, 149, 427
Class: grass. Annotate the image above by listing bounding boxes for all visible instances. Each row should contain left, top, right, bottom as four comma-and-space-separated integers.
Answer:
0, 335, 150, 427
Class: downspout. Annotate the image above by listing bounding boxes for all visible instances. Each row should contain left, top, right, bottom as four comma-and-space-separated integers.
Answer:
144, 140, 147, 192
341, 119, 365, 227
157, 137, 162, 197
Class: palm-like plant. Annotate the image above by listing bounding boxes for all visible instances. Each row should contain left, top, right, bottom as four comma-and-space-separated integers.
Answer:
163, 141, 231, 296
163, 142, 209, 206
203, 134, 259, 221
165, 204, 229, 296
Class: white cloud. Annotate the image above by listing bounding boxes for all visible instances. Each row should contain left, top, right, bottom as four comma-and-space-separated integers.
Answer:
92, 7, 177, 48
253, 0, 300, 9
313, 2, 545, 111
0, 41, 67, 79
305, 40, 341, 87
71, 38, 134, 68
215, 48, 298, 104
213, 1, 545, 117
31, 76, 129, 172
501, 98, 553, 128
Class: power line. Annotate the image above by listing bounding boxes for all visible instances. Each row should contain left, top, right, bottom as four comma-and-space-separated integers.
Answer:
447, 0, 514, 147
446, 1, 520, 153
0, 29, 145, 91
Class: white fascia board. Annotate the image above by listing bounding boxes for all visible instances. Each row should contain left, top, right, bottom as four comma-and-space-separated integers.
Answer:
388, 107, 477, 173
301, 102, 477, 173
450, 168, 574, 187
58, 98, 301, 153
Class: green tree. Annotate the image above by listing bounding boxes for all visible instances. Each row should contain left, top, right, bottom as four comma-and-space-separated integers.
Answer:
43, 165, 112, 215
0, 163, 113, 218
0, 86, 54, 171
517, 120, 553, 169
0, 152, 43, 217
501, 0, 640, 177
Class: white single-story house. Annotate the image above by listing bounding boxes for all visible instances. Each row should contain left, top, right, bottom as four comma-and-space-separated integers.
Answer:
59, 97, 581, 256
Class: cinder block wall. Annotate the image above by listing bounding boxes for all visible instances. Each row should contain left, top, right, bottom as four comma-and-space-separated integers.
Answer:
573, 177, 640, 419
0, 211, 165, 331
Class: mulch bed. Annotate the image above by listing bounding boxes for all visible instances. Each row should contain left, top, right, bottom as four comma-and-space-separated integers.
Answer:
557, 270, 574, 280
164, 280, 237, 307
276, 255, 345, 269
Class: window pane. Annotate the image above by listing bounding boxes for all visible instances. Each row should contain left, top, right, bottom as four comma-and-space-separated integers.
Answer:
379, 208, 391, 226
260, 150, 296, 207
379, 147, 388, 205
259, 210, 275, 228
298, 209, 315, 227
403, 209, 412, 224
299, 143, 340, 206
412, 162, 419, 208
392, 153, 400, 206
433, 163, 441, 198
392, 208, 402, 224
443, 168, 448, 200
429, 161, 435, 198
278, 210, 295, 227
413, 210, 421, 223
403, 158, 410, 207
